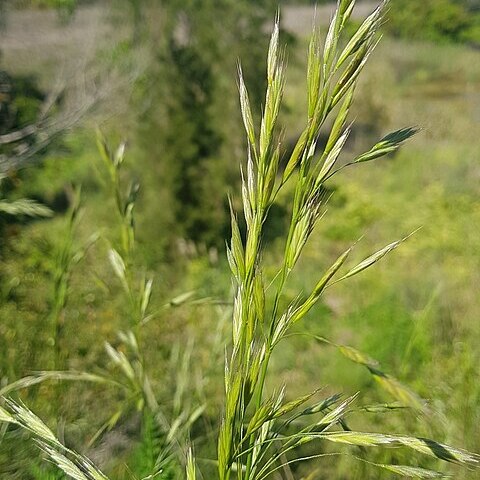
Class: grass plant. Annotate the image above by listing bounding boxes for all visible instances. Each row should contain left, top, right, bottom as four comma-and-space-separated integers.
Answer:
0, 137, 204, 478
0, 1, 479, 479
213, 1, 479, 479
47, 188, 98, 372
93, 134, 205, 477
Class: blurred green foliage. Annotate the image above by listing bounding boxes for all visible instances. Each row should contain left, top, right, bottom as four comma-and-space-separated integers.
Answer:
386, 0, 480, 44
0, 72, 45, 152
13, 0, 82, 9
131, 0, 278, 255
13, 0, 78, 22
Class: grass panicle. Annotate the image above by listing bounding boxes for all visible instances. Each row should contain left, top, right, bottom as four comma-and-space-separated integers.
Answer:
214, 2, 479, 479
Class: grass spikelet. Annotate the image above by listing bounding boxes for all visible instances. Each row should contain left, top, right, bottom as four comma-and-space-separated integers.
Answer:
319, 431, 480, 467
335, 238, 404, 282
366, 461, 447, 479
368, 367, 426, 410
267, 14, 280, 84
238, 65, 256, 150
315, 394, 358, 430
336, 1, 386, 69
301, 394, 343, 417
288, 247, 351, 326
7, 400, 59, 445
108, 248, 128, 291
0, 198, 53, 217
272, 390, 319, 420
104, 342, 136, 382
40, 444, 89, 480
397, 436, 480, 466
315, 127, 351, 186
312, 335, 426, 410
0, 371, 120, 397
354, 127, 420, 163
0, 405, 14, 424
4, 400, 111, 480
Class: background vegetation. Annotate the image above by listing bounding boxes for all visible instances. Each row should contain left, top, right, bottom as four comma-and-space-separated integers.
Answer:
0, 0, 479, 478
